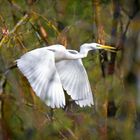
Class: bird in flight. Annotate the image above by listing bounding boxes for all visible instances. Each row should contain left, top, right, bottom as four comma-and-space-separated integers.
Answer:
17, 43, 115, 108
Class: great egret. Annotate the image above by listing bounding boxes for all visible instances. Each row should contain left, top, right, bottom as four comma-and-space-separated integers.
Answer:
17, 43, 115, 108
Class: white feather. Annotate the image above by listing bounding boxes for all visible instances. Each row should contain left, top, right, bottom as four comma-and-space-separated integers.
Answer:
56, 58, 94, 107
17, 48, 65, 108
16, 43, 107, 108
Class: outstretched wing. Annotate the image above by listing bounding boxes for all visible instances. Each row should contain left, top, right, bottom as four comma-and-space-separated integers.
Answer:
56, 58, 94, 107
17, 48, 65, 108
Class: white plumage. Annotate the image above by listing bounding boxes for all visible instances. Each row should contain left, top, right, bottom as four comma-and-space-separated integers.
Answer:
17, 43, 114, 108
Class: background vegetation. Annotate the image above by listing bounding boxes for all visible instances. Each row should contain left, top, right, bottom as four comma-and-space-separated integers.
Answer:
0, 0, 140, 139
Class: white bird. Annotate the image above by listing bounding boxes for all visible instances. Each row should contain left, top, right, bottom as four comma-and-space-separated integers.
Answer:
16, 43, 115, 108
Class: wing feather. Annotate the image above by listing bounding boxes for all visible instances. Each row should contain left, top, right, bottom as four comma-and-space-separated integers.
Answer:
17, 48, 65, 108
56, 58, 94, 107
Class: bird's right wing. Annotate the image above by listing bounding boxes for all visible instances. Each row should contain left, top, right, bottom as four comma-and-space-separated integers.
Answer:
56, 58, 94, 107
17, 48, 65, 108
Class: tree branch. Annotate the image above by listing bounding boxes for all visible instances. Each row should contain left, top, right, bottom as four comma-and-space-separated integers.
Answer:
0, 14, 29, 48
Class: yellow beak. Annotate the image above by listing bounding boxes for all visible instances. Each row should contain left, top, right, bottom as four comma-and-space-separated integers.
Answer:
98, 45, 116, 52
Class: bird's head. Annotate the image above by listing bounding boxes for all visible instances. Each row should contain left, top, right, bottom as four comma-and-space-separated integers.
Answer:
80, 43, 116, 53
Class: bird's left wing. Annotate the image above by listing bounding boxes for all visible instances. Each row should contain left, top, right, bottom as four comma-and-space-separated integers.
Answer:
56, 58, 94, 107
17, 48, 65, 108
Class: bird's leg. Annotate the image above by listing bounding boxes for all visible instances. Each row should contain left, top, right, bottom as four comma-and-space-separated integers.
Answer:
64, 99, 75, 112
49, 108, 54, 121
63, 91, 75, 112
64, 99, 70, 112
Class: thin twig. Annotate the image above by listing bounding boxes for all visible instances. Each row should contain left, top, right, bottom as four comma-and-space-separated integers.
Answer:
4, 63, 17, 76
31, 11, 60, 35
117, 6, 140, 50
29, 22, 43, 45
7, 0, 58, 45
24, 101, 52, 121
10, 14, 29, 34
0, 14, 29, 48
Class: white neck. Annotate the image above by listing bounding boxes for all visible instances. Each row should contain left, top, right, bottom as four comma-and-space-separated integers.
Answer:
64, 43, 96, 60
79, 43, 93, 57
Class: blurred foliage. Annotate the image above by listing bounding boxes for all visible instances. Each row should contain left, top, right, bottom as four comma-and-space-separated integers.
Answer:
0, 0, 140, 140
